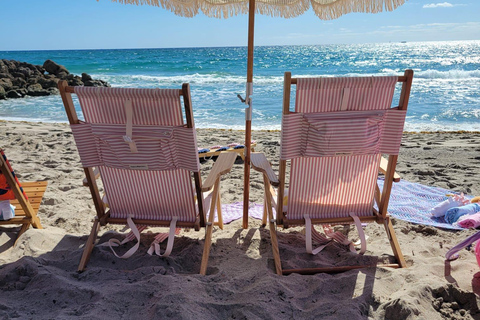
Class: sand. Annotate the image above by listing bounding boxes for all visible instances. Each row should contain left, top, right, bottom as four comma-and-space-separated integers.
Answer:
0, 120, 480, 319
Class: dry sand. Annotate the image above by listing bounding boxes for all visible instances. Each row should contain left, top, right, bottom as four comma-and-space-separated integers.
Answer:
1, 120, 480, 319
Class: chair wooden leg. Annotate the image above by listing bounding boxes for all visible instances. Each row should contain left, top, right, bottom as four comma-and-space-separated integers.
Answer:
200, 221, 214, 275
78, 218, 100, 272
14, 223, 30, 246
30, 215, 43, 229
215, 195, 223, 230
385, 218, 407, 268
200, 179, 220, 275
262, 174, 282, 275
262, 197, 267, 227
269, 219, 283, 275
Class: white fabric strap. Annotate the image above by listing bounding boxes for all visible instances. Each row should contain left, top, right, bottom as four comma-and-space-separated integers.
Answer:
107, 215, 141, 259
123, 99, 138, 153
304, 214, 330, 255
349, 212, 366, 254
323, 225, 357, 253
147, 217, 178, 257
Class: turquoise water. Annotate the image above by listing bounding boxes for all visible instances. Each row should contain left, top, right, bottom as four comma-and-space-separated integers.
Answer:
1, 40, 479, 131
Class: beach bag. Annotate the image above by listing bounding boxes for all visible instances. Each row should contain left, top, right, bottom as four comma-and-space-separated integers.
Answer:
446, 231, 480, 267
0, 149, 27, 201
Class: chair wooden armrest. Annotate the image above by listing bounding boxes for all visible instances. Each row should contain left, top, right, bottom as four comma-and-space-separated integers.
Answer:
83, 167, 100, 186
379, 157, 401, 182
251, 152, 279, 187
202, 152, 236, 192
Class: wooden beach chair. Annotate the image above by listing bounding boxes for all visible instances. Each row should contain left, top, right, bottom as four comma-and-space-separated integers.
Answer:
0, 149, 46, 244
198, 142, 257, 161
251, 70, 414, 275
58, 81, 236, 274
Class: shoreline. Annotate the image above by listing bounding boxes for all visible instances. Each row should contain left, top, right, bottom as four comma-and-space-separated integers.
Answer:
2, 119, 480, 134
1, 120, 480, 319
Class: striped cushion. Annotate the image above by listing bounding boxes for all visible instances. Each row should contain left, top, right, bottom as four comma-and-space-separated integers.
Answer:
280, 109, 406, 159
71, 123, 200, 172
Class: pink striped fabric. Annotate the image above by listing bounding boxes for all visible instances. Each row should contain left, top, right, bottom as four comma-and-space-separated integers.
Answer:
73, 86, 199, 223
285, 76, 403, 220
295, 76, 398, 112
281, 109, 407, 159
70, 123, 200, 172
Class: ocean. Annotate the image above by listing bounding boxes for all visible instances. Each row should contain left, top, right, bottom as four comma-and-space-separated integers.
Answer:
0, 40, 479, 131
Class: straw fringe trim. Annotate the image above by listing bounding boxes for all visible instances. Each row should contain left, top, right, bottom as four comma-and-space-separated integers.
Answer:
107, 0, 406, 19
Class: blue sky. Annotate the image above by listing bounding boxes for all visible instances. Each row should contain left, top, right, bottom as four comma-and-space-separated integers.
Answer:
1, 0, 479, 50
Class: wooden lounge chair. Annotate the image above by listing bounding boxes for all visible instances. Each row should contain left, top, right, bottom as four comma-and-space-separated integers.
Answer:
58, 81, 235, 274
0, 149, 46, 244
251, 70, 414, 275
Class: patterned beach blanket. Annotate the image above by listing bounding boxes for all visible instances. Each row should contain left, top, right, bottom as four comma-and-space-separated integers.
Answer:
219, 178, 469, 230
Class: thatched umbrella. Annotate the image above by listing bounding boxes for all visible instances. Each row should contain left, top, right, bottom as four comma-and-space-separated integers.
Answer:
105, 0, 407, 228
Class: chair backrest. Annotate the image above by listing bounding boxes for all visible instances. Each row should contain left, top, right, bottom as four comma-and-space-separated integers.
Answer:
278, 71, 413, 222
65, 85, 203, 224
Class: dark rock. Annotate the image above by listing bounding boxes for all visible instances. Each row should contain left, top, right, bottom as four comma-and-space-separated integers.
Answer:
0, 73, 14, 80
56, 71, 69, 80
27, 83, 42, 91
1, 60, 16, 71
26, 83, 50, 96
47, 87, 59, 95
81, 73, 92, 82
43, 59, 69, 75
0, 61, 7, 73
11, 72, 25, 80
27, 78, 38, 85
12, 77, 27, 88
17, 67, 34, 78
85, 79, 110, 87
68, 78, 83, 86
6, 90, 24, 98
0, 78, 13, 91
37, 77, 58, 89
0, 86, 5, 99
35, 65, 45, 74
0, 59, 109, 100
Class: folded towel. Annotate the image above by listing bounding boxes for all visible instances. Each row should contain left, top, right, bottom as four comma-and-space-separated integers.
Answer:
431, 193, 470, 217
445, 203, 480, 224
457, 212, 480, 229
0, 200, 15, 221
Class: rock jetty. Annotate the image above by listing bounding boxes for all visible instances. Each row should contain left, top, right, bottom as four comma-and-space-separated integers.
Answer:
0, 59, 110, 100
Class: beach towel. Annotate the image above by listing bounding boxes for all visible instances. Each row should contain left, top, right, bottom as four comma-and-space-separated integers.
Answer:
444, 203, 480, 224
430, 193, 470, 217
457, 212, 480, 229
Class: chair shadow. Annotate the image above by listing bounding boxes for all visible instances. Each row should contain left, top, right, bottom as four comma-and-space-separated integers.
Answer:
0, 226, 17, 254
256, 223, 379, 319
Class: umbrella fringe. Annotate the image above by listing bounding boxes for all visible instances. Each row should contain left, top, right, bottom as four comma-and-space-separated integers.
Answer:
109, 0, 406, 19
200, 2, 249, 18
311, 0, 407, 20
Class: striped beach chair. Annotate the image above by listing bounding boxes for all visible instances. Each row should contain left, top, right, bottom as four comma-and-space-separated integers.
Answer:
58, 81, 235, 274
251, 70, 414, 275
0, 149, 46, 244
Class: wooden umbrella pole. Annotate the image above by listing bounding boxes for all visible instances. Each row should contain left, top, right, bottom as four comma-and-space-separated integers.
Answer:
243, 0, 255, 229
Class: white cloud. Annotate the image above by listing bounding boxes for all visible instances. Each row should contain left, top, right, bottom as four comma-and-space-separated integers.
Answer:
423, 2, 454, 8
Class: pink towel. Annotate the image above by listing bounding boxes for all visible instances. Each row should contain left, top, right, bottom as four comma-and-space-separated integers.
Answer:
458, 212, 480, 229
